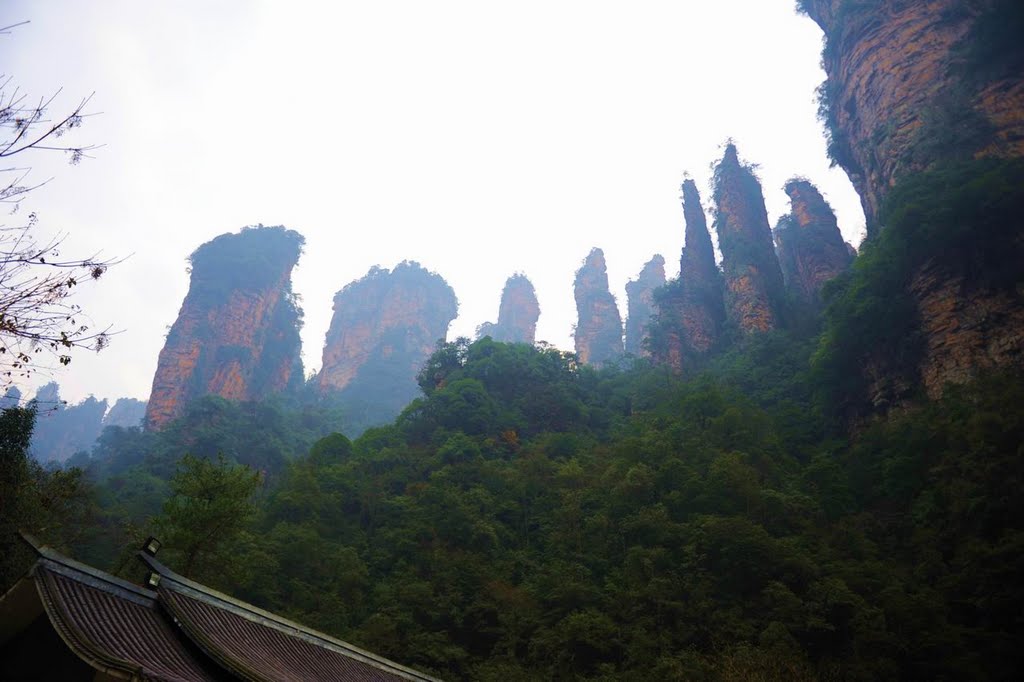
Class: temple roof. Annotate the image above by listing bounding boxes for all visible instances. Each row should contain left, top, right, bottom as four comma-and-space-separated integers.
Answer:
0, 537, 439, 681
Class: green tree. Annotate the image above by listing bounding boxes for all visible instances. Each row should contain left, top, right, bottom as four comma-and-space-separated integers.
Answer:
1, 405, 91, 589
151, 453, 262, 581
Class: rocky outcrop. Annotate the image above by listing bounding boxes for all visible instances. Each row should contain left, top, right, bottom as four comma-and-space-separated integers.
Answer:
911, 254, 1024, 399
318, 262, 457, 428
713, 144, 786, 334
573, 248, 623, 367
28, 383, 107, 463
650, 180, 726, 370
801, 0, 1024, 229
103, 398, 147, 429
774, 179, 853, 306
624, 256, 666, 356
802, 0, 1024, 401
145, 226, 305, 430
477, 274, 540, 344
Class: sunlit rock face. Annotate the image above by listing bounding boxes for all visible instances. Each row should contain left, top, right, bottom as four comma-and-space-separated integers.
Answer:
624, 255, 666, 357
145, 226, 304, 430
801, 0, 1024, 229
318, 261, 457, 398
477, 274, 540, 344
573, 248, 623, 367
650, 180, 726, 372
774, 179, 853, 307
803, 0, 1024, 399
713, 144, 786, 334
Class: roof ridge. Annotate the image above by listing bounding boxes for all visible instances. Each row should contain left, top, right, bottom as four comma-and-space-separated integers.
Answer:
140, 552, 440, 681
19, 533, 156, 603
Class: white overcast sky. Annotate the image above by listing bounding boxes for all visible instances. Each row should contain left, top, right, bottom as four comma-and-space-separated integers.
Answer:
3, 1, 864, 406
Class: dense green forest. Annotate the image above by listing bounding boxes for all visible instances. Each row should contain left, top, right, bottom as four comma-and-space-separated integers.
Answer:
3, 159, 1023, 680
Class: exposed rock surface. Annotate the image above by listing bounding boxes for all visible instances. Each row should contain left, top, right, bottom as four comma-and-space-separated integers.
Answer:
476, 274, 540, 344
774, 179, 853, 306
713, 144, 786, 334
318, 261, 457, 429
624, 255, 666, 356
911, 256, 1024, 399
650, 180, 727, 371
103, 398, 147, 429
145, 226, 305, 430
801, 0, 1024, 228
573, 248, 623, 367
803, 0, 1024, 401
28, 383, 107, 463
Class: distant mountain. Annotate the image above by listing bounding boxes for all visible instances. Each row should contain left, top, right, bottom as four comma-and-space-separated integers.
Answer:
25, 383, 147, 464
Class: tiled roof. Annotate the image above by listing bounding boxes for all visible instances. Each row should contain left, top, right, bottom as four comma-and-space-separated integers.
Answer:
2, 537, 439, 682
144, 552, 434, 682
31, 551, 226, 681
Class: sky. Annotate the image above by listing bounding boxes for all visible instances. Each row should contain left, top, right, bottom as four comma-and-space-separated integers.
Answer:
3, 0, 865, 406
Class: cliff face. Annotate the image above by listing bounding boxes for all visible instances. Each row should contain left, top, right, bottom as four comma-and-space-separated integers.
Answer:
774, 179, 853, 306
318, 262, 457, 427
624, 255, 666, 356
803, 0, 1024, 400
911, 251, 1024, 399
713, 145, 786, 334
802, 0, 1024, 228
145, 226, 305, 430
477, 274, 540, 344
574, 248, 623, 367
651, 180, 726, 371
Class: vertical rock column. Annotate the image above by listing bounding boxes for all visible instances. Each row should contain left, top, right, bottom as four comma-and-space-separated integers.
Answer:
318, 261, 458, 396
145, 226, 305, 430
774, 179, 853, 306
573, 248, 624, 367
625, 255, 666, 356
651, 179, 726, 371
476, 274, 540, 344
713, 144, 786, 334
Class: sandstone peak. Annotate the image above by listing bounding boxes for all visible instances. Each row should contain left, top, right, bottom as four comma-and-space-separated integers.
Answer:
649, 179, 726, 370
775, 178, 852, 306
318, 261, 458, 431
477, 273, 540, 344
574, 247, 623, 367
712, 144, 786, 334
624, 255, 666, 356
145, 225, 305, 430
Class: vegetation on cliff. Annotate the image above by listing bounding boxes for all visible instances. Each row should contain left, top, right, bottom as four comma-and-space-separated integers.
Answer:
3, 5, 1022, 680
813, 158, 1024, 422
146, 225, 306, 429
35, 331, 1020, 680
624, 256, 666, 356
573, 248, 624, 367
318, 261, 459, 435
649, 179, 726, 370
477, 274, 541, 345
713, 144, 788, 335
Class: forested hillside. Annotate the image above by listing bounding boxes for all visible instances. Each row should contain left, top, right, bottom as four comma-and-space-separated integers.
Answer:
3, 2, 1023, 680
